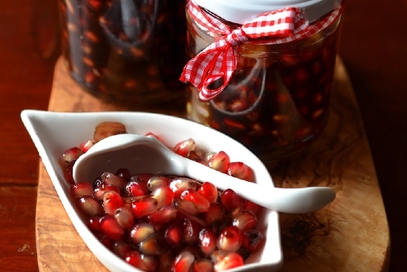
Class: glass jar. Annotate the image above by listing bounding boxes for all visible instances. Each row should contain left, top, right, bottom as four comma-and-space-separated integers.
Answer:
58, 0, 187, 110
184, 0, 344, 165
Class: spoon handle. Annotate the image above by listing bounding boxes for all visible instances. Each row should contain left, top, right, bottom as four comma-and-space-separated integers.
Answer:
184, 160, 335, 213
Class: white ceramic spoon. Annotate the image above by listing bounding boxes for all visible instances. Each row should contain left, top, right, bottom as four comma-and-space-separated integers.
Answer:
73, 134, 335, 214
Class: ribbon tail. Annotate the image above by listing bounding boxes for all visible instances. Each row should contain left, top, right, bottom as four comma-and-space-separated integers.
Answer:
180, 43, 237, 99
179, 47, 220, 88
199, 46, 238, 101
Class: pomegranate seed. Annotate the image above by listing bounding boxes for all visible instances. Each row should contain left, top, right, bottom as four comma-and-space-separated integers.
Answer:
174, 198, 204, 215
125, 251, 148, 270
139, 233, 165, 255
63, 161, 75, 184
223, 118, 245, 130
159, 250, 176, 271
77, 195, 104, 217
177, 209, 207, 227
188, 150, 207, 165
93, 177, 103, 188
295, 67, 309, 84
99, 214, 125, 241
232, 210, 258, 232
172, 251, 195, 272
70, 182, 93, 198
173, 138, 196, 157
205, 151, 217, 162
220, 189, 243, 212
229, 99, 247, 112
125, 180, 149, 197
93, 121, 127, 142
212, 251, 244, 271
147, 175, 171, 191
129, 222, 155, 244
243, 200, 262, 216
170, 177, 199, 198
205, 203, 225, 225
182, 217, 202, 245
122, 195, 136, 207
207, 151, 230, 173
180, 189, 210, 213
150, 186, 175, 208
103, 190, 125, 215
227, 162, 254, 182
181, 245, 201, 259
140, 254, 158, 272
94, 184, 120, 201
199, 228, 217, 256
85, 0, 104, 12
79, 139, 95, 153
192, 258, 214, 272
164, 223, 182, 246
87, 216, 101, 232
217, 226, 243, 252
131, 196, 158, 219
59, 147, 83, 168
314, 108, 325, 119
114, 207, 134, 229
113, 240, 132, 259
99, 235, 114, 251
101, 171, 127, 190
115, 168, 131, 181
313, 93, 323, 104
241, 229, 264, 253
197, 182, 218, 203
130, 173, 154, 184
148, 206, 178, 225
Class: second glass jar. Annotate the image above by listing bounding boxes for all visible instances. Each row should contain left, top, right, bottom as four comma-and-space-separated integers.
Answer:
58, 0, 187, 110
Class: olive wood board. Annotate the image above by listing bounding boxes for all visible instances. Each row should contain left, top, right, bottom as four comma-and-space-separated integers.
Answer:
35, 57, 390, 271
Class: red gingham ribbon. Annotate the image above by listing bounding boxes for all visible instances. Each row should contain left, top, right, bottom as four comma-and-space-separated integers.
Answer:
180, 0, 342, 101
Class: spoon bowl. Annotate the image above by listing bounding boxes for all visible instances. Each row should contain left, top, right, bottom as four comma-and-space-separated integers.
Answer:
73, 133, 335, 214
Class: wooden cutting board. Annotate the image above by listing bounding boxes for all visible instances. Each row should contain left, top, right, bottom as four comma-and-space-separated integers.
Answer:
36, 57, 390, 271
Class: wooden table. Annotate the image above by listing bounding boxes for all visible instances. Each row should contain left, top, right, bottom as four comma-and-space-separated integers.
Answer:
1, 0, 406, 271
35, 55, 389, 271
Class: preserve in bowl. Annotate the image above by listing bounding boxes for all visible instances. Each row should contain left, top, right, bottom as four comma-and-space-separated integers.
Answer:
21, 109, 283, 272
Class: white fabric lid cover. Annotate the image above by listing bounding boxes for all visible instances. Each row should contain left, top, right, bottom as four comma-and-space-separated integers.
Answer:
192, 0, 342, 24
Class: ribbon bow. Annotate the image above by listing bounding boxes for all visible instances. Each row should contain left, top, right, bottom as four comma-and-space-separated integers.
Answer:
179, 1, 308, 101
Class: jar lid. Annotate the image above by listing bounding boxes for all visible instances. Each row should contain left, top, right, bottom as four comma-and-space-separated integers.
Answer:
192, 0, 342, 24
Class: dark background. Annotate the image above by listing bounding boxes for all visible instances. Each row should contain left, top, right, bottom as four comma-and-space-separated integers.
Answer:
339, 1, 407, 271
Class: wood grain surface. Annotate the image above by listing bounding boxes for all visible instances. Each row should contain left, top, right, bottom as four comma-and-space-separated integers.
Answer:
35, 57, 389, 271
